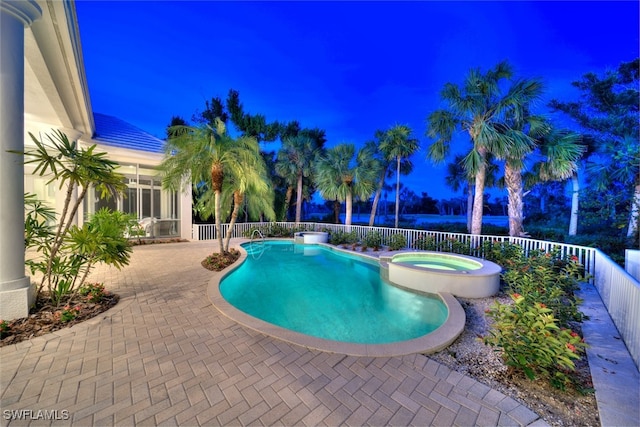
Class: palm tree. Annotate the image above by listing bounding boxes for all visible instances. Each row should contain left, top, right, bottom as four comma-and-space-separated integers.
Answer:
586, 134, 640, 237
160, 118, 267, 253
366, 131, 415, 227
500, 94, 547, 237
221, 152, 275, 251
366, 132, 389, 226
315, 144, 380, 226
275, 135, 318, 224
426, 61, 541, 235
191, 145, 277, 250
534, 129, 586, 236
446, 154, 500, 232
445, 154, 474, 232
274, 150, 296, 222
379, 124, 419, 228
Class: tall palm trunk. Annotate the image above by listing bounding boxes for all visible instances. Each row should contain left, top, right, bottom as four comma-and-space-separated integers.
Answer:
295, 172, 303, 224
569, 172, 580, 236
471, 151, 487, 235
224, 191, 243, 252
345, 191, 353, 227
211, 163, 225, 253
333, 200, 341, 224
394, 156, 401, 228
466, 182, 473, 233
281, 186, 293, 221
627, 183, 639, 237
505, 162, 525, 237
368, 169, 386, 226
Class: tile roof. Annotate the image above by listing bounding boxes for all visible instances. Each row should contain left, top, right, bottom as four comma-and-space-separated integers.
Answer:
93, 113, 165, 153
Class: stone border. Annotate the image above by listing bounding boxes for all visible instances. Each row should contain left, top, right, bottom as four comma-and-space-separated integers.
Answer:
207, 239, 465, 357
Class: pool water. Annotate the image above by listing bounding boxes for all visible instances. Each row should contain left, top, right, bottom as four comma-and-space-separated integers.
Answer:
392, 254, 482, 271
220, 241, 448, 344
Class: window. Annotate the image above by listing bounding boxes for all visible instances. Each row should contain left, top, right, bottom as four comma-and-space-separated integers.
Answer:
83, 163, 180, 237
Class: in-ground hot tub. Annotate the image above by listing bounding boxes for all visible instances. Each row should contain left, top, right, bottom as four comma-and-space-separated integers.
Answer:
382, 251, 502, 298
294, 231, 329, 244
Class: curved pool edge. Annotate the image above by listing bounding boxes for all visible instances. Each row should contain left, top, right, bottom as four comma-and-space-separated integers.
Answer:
206, 239, 465, 357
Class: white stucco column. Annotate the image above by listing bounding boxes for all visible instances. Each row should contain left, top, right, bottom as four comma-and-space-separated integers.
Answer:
0, 0, 42, 320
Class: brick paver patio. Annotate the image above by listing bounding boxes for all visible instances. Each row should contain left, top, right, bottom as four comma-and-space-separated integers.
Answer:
1, 241, 545, 426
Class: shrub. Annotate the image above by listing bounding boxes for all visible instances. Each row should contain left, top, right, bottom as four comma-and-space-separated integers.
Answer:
412, 236, 438, 251
481, 241, 522, 267
525, 226, 566, 243
21, 131, 128, 304
484, 293, 587, 389
501, 248, 587, 325
55, 305, 81, 323
0, 320, 9, 337
566, 233, 635, 267
387, 234, 407, 251
363, 231, 383, 250
25, 202, 132, 306
412, 235, 471, 254
329, 230, 358, 245
78, 283, 109, 303
439, 237, 471, 254
243, 223, 304, 238
482, 243, 590, 389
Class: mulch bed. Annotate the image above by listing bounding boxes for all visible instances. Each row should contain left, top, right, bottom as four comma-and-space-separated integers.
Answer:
201, 249, 241, 271
0, 293, 119, 347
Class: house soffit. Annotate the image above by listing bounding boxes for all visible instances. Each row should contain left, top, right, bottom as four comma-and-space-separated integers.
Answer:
25, 0, 93, 137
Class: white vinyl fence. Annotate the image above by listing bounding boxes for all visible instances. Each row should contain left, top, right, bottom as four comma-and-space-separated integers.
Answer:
193, 221, 640, 369
593, 250, 640, 370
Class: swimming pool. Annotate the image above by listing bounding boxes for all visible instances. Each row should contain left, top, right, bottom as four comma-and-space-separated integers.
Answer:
391, 253, 482, 271
208, 240, 465, 356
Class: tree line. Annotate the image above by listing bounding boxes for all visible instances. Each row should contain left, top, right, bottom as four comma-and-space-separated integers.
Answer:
159, 59, 639, 253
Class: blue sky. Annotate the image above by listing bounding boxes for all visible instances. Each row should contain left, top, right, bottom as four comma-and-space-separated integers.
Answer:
76, 1, 639, 202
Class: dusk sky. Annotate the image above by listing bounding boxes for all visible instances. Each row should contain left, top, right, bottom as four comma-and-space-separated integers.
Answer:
76, 1, 639, 202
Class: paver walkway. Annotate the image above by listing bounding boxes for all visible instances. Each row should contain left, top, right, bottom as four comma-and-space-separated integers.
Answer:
1, 241, 546, 426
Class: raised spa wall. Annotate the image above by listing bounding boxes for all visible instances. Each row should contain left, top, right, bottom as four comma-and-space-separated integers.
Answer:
380, 251, 502, 299
293, 231, 329, 244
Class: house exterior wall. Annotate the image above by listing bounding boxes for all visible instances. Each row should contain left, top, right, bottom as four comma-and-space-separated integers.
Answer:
2, 0, 193, 321
22, 135, 192, 240
20, 0, 192, 243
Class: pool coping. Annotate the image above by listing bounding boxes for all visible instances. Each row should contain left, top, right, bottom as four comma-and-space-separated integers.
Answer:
206, 239, 466, 357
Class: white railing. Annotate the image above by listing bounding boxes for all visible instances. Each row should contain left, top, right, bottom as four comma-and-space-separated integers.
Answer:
594, 250, 640, 369
192, 221, 639, 369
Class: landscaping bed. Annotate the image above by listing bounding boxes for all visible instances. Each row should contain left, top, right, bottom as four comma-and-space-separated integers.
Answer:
0, 291, 119, 347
